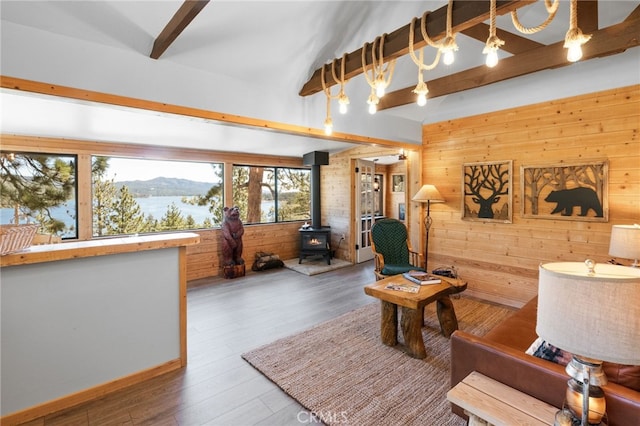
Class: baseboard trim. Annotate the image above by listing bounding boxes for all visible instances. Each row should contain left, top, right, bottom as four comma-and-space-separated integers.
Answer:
1, 359, 182, 425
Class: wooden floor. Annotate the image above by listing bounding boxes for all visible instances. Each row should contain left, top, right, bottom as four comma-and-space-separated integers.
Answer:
24, 261, 377, 426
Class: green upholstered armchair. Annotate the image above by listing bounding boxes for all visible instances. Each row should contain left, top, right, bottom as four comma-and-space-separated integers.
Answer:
370, 218, 424, 281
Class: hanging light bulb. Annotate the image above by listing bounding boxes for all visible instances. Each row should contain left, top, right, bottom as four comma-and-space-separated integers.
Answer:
333, 53, 350, 114
440, 35, 458, 65
485, 48, 499, 68
375, 74, 387, 98
362, 36, 394, 112
367, 90, 378, 115
409, 18, 440, 108
324, 116, 333, 135
417, 92, 428, 106
483, 0, 504, 68
566, 43, 583, 62
483, 35, 504, 68
442, 50, 454, 65
564, 0, 591, 62
439, 1, 458, 66
412, 80, 428, 107
321, 64, 336, 135
338, 92, 349, 114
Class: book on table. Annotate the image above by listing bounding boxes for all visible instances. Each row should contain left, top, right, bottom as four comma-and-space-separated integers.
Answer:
403, 270, 442, 285
385, 280, 420, 293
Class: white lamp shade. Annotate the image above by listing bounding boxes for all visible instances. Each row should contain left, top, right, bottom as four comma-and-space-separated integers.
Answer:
412, 184, 445, 203
609, 224, 640, 261
536, 262, 640, 365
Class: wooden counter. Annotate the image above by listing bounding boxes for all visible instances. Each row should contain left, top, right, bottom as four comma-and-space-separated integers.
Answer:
0, 233, 200, 424
0, 232, 200, 267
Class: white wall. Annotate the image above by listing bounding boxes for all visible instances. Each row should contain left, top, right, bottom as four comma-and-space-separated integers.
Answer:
1, 249, 180, 416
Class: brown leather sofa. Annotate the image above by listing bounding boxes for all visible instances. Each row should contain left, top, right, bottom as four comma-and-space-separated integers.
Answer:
450, 297, 640, 426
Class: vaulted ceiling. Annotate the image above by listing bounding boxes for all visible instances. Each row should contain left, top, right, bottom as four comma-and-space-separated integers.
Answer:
1, 1, 639, 158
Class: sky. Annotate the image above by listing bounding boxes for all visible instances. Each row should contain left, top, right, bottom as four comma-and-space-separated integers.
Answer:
106, 157, 221, 183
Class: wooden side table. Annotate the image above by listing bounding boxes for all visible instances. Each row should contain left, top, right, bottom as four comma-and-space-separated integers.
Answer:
447, 371, 558, 426
364, 275, 466, 358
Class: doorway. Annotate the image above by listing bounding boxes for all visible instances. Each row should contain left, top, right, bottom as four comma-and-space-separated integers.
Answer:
355, 159, 377, 263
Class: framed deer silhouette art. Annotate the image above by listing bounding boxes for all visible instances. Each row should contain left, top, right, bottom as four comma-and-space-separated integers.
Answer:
520, 159, 608, 222
462, 160, 513, 223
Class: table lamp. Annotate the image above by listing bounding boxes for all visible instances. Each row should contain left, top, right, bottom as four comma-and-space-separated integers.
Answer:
411, 184, 444, 271
608, 224, 640, 267
537, 261, 640, 425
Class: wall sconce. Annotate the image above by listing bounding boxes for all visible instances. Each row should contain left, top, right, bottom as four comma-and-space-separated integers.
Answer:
398, 149, 407, 160
537, 261, 640, 426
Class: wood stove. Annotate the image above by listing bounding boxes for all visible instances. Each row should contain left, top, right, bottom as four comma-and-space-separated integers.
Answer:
299, 151, 331, 265
299, 227, 331, 265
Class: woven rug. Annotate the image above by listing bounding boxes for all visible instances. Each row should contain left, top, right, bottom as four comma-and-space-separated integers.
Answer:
242, 296, 514, 425
283, 257, 352, 276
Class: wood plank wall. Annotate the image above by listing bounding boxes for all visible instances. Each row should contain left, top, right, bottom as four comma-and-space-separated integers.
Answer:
421, 85, 640, 308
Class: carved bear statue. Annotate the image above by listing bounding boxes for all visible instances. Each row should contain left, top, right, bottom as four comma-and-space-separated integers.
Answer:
544, 187, 603, 217
221, 206, 245, 266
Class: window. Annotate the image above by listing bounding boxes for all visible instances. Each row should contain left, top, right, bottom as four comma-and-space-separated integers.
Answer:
232, 165, 310, 224
0, 151, 78, 239
92, 156, 223, 236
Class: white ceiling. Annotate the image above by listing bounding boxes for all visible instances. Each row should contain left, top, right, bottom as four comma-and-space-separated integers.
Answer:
1, 1, 638, 159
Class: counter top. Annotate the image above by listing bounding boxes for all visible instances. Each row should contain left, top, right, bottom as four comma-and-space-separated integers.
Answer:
0, 232, 200, 267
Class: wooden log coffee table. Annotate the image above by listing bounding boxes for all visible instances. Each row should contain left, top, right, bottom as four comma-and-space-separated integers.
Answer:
364, 275, 467, 359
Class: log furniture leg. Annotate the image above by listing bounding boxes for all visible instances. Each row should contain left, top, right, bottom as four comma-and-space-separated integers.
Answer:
436, 296, 459, 337
400, 306, 427, 359
380, 301, 398, 346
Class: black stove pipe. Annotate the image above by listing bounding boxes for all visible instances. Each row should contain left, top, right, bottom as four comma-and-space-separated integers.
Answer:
302, 151, 329, 229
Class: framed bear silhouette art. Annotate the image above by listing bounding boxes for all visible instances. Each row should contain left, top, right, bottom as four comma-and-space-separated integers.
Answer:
520, 160, 608, 222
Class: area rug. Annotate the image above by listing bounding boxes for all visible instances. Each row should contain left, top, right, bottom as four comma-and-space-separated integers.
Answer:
283, 257, 352, 276
242, 296, 515, 425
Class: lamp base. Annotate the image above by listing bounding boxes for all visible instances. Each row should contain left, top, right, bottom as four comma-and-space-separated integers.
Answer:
554, 407, 608, 426
558, 356, 607, 426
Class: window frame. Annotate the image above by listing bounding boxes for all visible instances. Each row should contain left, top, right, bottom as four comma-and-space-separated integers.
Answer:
0, 150, 79, 240
232, 164, 311, 225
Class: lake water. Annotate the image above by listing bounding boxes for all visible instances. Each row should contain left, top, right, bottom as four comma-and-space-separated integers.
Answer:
1, 196, 275, 236
135, 196, 214, 223
0, 196, 214, 235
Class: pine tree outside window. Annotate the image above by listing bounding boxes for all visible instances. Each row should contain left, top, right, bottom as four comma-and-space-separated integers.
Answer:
0, 152, 78, 239
232, 165, 310, 224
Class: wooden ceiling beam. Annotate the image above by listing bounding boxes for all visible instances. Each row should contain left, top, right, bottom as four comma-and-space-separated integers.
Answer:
577, 0, 599, 33
626, 4, 640, 21
299, 0, 534, 97
150, 0, 210, 59
378, 15, 640, 111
